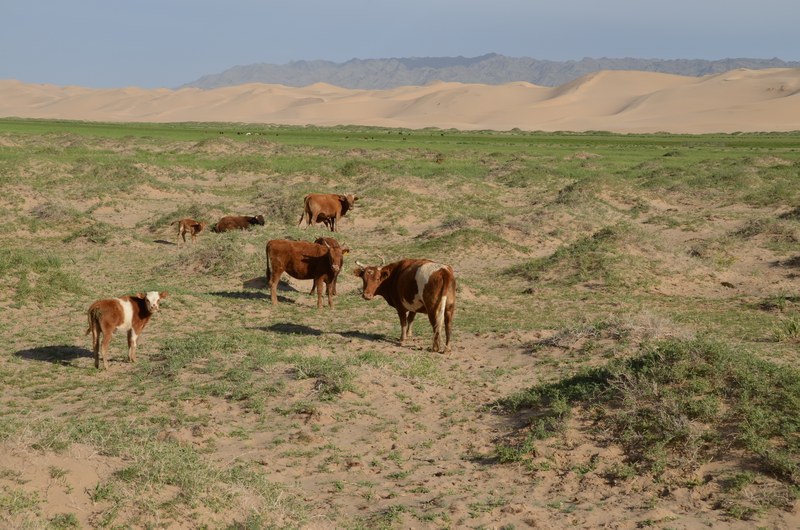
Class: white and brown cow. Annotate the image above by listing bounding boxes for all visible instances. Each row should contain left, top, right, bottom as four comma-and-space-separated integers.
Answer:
266, 239, 346, 308
353, 259, 456, 353
85, 291, 168, 369
298, 193, 358, 232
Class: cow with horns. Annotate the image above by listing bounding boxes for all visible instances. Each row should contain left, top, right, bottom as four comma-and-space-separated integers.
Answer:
353, 258, 456, 353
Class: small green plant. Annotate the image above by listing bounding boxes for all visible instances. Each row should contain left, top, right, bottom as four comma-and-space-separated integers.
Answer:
773, 313, 800, 343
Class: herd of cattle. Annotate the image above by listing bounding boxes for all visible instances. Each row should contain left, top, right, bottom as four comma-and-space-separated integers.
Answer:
86, 193, 457, 370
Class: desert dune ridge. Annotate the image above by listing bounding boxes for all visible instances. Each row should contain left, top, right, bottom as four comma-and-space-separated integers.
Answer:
2, 68, 799, 133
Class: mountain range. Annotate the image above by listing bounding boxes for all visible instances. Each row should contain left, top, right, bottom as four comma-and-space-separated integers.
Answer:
182, 53, 800, 89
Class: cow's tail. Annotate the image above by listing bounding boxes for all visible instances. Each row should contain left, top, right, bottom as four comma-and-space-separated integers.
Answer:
298, 195, 310, 227
434, 294, 447, 346
265, 241, 272, 282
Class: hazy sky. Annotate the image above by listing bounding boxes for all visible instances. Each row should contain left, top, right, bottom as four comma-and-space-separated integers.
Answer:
2, 0, 798, 88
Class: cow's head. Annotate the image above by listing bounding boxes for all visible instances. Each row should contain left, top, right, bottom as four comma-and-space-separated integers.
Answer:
137, 291, 168, 313
315, 238, 348, 275
339, 194, 359, 213
352, 260, 388, 300
252, 215, 265, 226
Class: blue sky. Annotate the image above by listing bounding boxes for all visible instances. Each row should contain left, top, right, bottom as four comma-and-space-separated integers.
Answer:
2, 0, 798, 88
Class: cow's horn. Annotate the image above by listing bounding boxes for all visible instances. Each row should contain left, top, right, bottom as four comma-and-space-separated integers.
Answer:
379, 256, 386, 266
355, 260, 366, 269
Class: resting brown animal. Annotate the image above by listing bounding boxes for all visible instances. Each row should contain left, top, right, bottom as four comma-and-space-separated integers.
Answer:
353, 259, 455, 353
213, 215, 265, 233
171, 218, 207, 243
266, 239, 346, 308
298, 193, 358, 232
85, 291, 168, 369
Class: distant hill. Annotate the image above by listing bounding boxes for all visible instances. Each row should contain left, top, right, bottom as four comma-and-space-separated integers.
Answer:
181, 53, 800, 89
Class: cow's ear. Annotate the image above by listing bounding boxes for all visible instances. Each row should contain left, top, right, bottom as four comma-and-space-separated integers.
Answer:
159, 291, 169, 300
379, 268, 391, 280
136, 292, 145, 299
352, 267, 364, 278
342, 247, 350, 254
353, 195, 359, 201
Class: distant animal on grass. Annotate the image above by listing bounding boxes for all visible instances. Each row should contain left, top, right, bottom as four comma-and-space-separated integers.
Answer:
298, 193, 358, 232
212, 215, 265, 233
309, 237, 349, 296
85, 291, 168, 370
353, 259, 455, 353
266, 238, 346, 308
171, 218, 207, 243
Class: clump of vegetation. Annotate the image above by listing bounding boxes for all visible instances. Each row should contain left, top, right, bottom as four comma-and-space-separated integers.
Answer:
292, 356, 355, 400
62, 221, 114, 244
0, 248, 85, 305
509, 223, 650, 288
497, 339, 800, 491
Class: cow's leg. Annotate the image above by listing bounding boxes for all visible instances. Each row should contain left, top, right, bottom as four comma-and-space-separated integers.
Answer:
127, 330, 138, 363
397, 309, 410, 345
269, 273, 280, 306
91, 323, 101, 369
314, 277, 325, 308
427, 311, 442, 352
325, 279, 335, 308
444, 302, 455, 353
100, 327, 112, 370
406, 312, 416, 339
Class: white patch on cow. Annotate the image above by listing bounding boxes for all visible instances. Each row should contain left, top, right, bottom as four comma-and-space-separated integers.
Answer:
402, 262, 445, 312
115, 298, 134, 332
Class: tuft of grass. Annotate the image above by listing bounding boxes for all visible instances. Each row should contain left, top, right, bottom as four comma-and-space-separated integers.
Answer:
497, 339, 800, 484
508, 224, 646, 288
292, 356, 355, 400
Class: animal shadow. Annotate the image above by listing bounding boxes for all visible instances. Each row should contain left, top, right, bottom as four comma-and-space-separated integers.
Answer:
14, 345, 94, 365
153, 239, 177, 246
338, 330, 390, 343
262, 323, 323, 336
210, 290, 269, 300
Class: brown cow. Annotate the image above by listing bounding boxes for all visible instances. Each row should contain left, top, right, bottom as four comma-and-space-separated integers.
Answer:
309, 237, 349, 296
353, 259, 456, 353
85, 291, 168, 369
266, 239, 346, 308
213, 214, 265, 233
298, 193, 358, 232
171, 218, 207, 243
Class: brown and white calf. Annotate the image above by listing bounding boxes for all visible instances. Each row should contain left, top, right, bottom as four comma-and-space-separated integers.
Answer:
266, 239, 346, 308
171, 218, 207, 243
212, 214, 265, 233
353, 259, 456, 353
298, 193, 358, 232
85, 291, 168, 369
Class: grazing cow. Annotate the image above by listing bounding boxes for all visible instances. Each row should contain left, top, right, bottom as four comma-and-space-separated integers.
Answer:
266, 239, 345, 308
212, 214, 265, 233
85, 291, 168, 369
309, 237, 349, 296
171, 218, 207, 243
353, 259, 456, 353
298, 193, 358, 232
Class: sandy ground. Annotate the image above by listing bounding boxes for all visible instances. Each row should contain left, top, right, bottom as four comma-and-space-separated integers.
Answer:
2, 68, 800, 133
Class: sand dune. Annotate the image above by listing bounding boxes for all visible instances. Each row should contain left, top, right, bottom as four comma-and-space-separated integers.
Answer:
2, 68, 799, 133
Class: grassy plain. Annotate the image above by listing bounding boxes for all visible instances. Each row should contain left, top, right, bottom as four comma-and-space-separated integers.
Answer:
0, 118, 799, 528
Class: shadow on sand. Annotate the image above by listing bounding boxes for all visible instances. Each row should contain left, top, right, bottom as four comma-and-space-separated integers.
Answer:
14, 345, 94, 365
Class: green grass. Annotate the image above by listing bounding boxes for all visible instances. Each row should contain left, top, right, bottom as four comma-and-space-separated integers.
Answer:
1, 119, 799, 528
